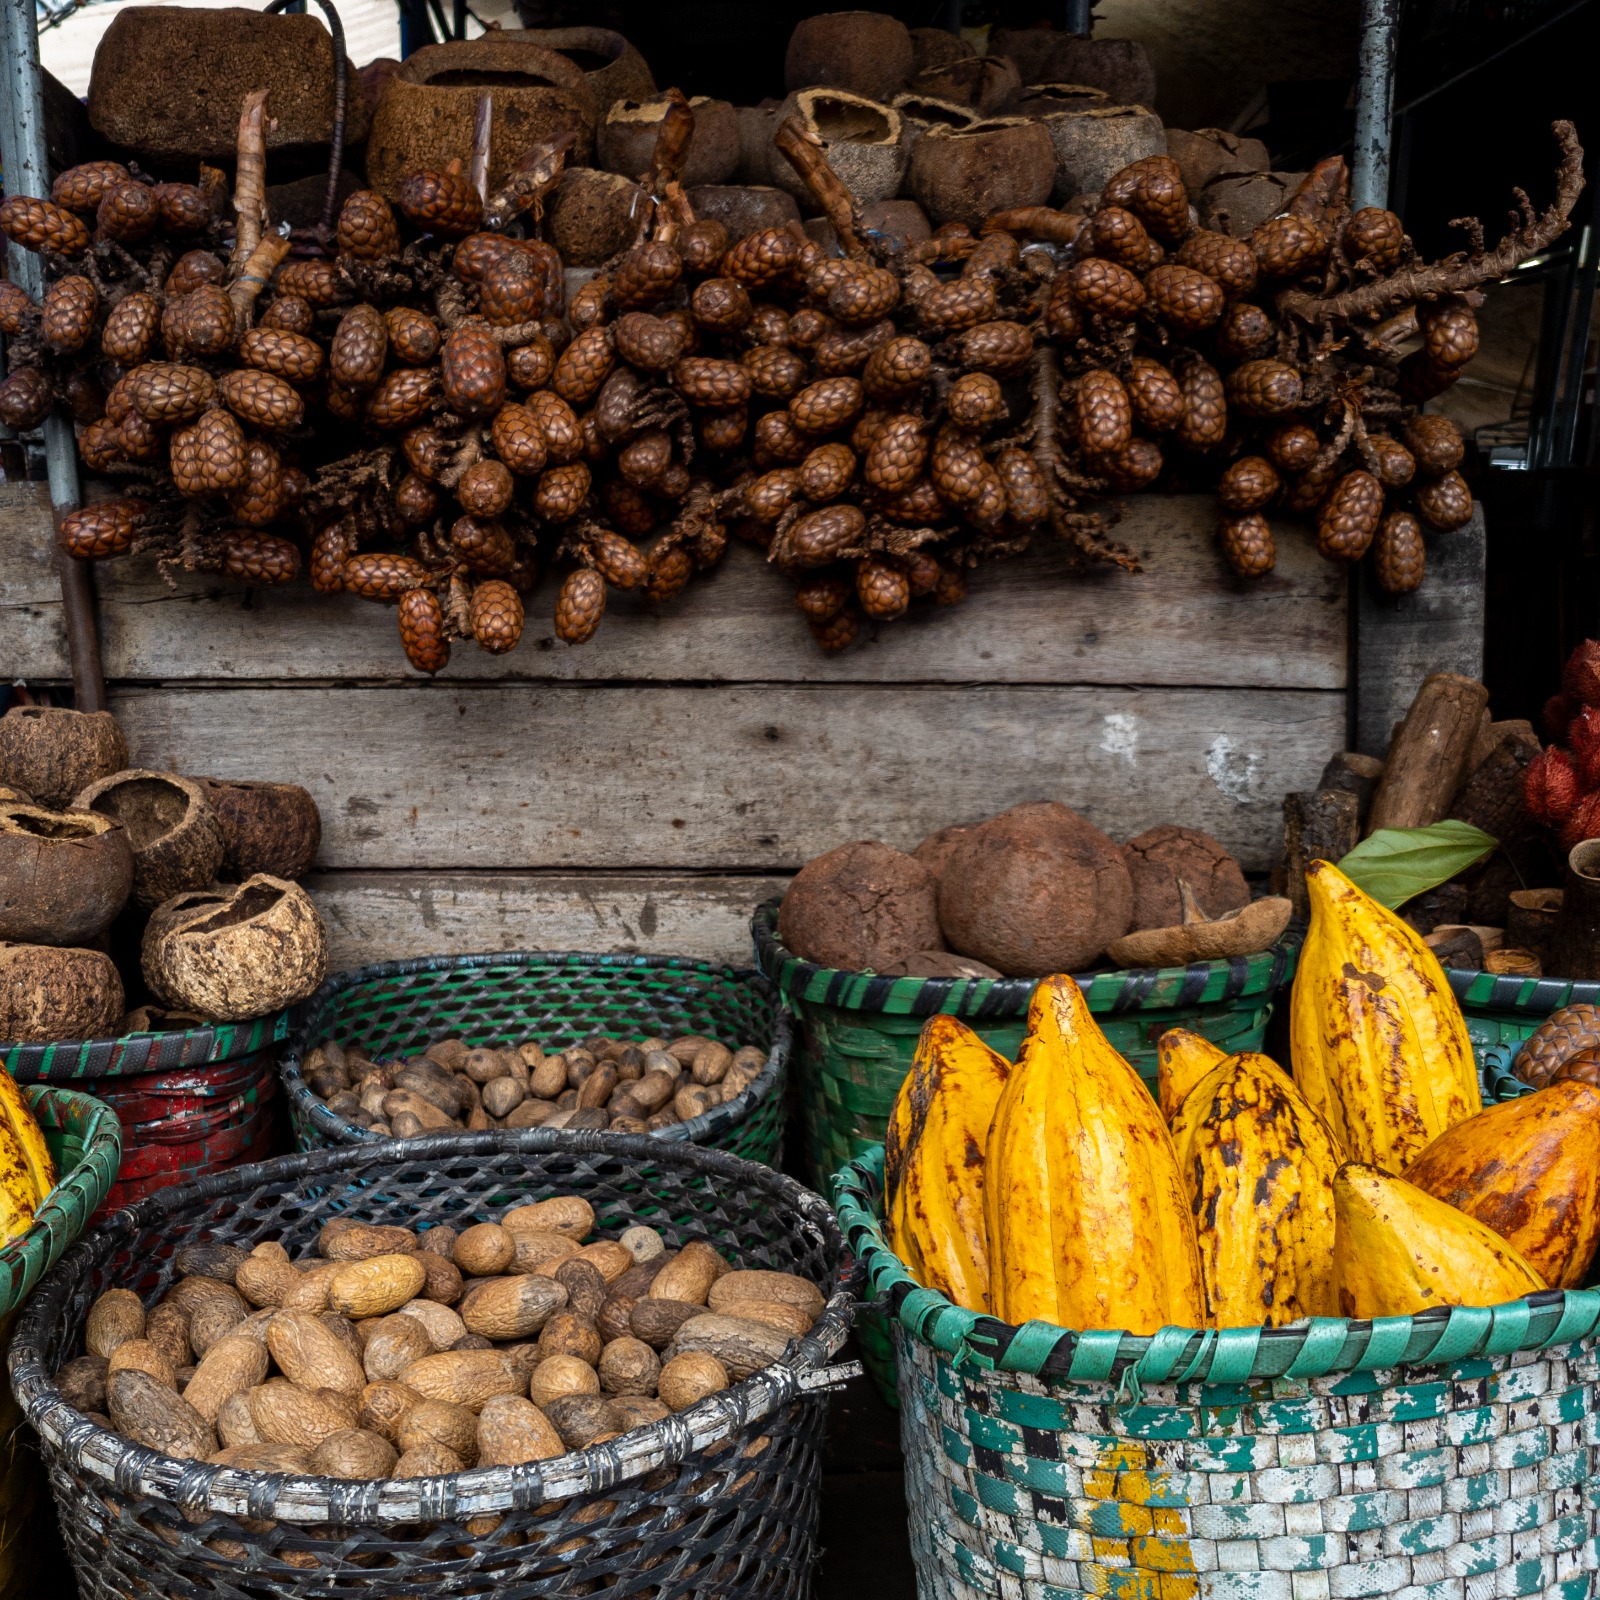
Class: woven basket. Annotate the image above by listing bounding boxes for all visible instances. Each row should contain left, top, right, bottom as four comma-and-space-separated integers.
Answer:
1447, 965, 1600, 1055
752, 902, 1298, 1185
1, 1011, 289, 1082
11, 1130, 855, 1600
279, 951, 789, 1165
836, 1145, 1600, 1600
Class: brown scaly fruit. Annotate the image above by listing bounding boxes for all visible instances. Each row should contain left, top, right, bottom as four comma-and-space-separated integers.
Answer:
260, 295, 314, 335
469, 580, 524, 654
97, 182, 160, 243
1174, 231, 1257, 296
1514, 1004, 1600, 1086
1068, 258, 1146, 320
397, 167, 481, 237
309, 523, 354, 593
337, 190, 400, 260
40, 277, 97, 354
51, 161, 129, 213
127, 363, 216, 424
275, 259, 344, 307
0, 282, 33, 337
857, 558, 910, 620
1374, 512, 1425, 593
0, 196, 91, 255
1404, 414, 1464, 474
155, 183, 212, 234
555, 567, 606, 643
100, 293, 160, 365
1126, 359, 1184, 433
441, 324, 508, 416
219, 370, 304, 432
398, 588, 449, 674
230, 440, 289, 527
1423, 300, 1480, 369
1217, 456, 1279, 513
1226, 359, 1303, 417
344, 553, 429, 601
330, 306, 388, 390
168, 250, 226, 296
1252, 214, 1328, 277
1219, 513, 1275, 577
240, 328, 324, 383
1102, 155, 1190, 245
1344, 207, 1405, 269
171, 285, 236, 360
1175, 357, 1226, 451
387, 308, 441, 365
171, 407, 248, 497
1144, 264, 1224, 332
221, 531, 301, 585
1076, 370, 1132, 457
587, 530, 647, 590
1216, 301, 1275, 360
1416, 471, 1474, 532
1317, 471, 1384, 560
367, 369, 437, 430
59, 500, 144, 559
1088, 206, 1155, 270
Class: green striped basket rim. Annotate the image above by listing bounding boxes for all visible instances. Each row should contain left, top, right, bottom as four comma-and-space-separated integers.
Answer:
1, 1012, 290, 1083
833, 1143, 1600, 1387
1481, 1041, 1534, 1100
752, 901, 1300, 1020
0, 1088, 121, 1317
1446, 964, 1600, 1017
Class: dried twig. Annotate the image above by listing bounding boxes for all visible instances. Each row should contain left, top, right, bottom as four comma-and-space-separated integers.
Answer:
774, 117, 866, 258
229, 90, 271, 278
227, 223, 292, 328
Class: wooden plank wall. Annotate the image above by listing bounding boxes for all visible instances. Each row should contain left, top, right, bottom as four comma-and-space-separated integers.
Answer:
1, 482, 1364, 968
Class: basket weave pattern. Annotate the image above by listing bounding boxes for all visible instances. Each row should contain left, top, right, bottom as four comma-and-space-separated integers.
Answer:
11, 1132, 853, 1599
279, 952, 789, 1165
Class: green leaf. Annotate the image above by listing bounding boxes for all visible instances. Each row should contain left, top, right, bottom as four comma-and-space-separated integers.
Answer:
1335, 820, 1499, 910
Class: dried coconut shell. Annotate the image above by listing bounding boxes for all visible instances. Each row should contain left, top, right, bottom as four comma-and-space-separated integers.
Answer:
1106, 896, 1293, 969
784, 11, 914, 102
516, 27, 655, 119
688, 185, 801, 239
143, 874, 328, 1021
75, 770, 224, 910
891, 92, 977, 158
907, 118, 1056, 228
0, 707, 127, 809
0, 804, 132, 945
769, 89, 906, 208
547, 169, 641, 267
196, 778, 321, 881
909, 26, 975, 75
0, 942, 124, 1042
778, 840, 940, 972
600, 96, 740, 186
1037, 102, 1166, 203
910, 823, 970, 889
1122, 824, 1249, 932
907, 55, 1020, 116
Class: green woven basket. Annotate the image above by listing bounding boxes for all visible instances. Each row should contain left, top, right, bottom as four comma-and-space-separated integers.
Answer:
752, 901, 1299, 1187
1447, 965, 1600, 1055
836, 1144, 1600, 1600
1, 1013, 289, 1083
280, 951, 788, 1166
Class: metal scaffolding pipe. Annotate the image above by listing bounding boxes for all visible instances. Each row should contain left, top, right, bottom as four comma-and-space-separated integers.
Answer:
1352, 0, 1402, 211
0, 0, 107, 711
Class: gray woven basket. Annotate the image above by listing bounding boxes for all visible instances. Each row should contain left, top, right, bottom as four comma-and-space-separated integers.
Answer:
10, 1131, 856, 1599
836, 1147, 1600, 1600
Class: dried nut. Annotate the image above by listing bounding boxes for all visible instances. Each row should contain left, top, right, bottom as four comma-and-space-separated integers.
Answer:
248, 1379, 358, 1449
707, 1271, 825, 1320
528, 1352, 599, 1408
107, 1339, 177, 1390
619, 1225, 666, 1263
394, 1298, 468, 1350
359, 1314, 435, 1382
397, 1397, 479, 1464
535, 1308, 602, 1365
327, 1255, 428, 1320
266, 1310, 366, 1396
357, 1378, 424, 1442
108, 1368, 215, 1459
504, 1197, 593, 1240
476, 1394, 564, 1466
458, 1275, 568, 1340
399, 1349, 523, 1412
453, 1222, 516, 1277
409, 1250, 463, 1305
319, 1223, 416, 1261
86, 1289, 145, 1359
657, 1351, 729, 1412
311, 1427, 398, 1480
629, 1297, 706, 1349
598, 1336, 660, 1396
509, 1229, 578, 1274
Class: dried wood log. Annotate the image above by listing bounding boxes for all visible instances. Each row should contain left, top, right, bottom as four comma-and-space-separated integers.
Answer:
1280, 789, 1359, 919
1451, 719, 1541, 841
1366, 673, 1491, 835
1506, 887, 1562, 967
1318, 752, 1384, 826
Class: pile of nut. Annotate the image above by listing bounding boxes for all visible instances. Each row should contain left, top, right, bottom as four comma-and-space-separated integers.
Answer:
64, 1196, 825, 1483
301, 1031, 768, 1136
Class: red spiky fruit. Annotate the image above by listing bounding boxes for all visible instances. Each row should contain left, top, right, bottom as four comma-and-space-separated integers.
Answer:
1524, 748, 1580, 828
1545, 692, 1573, 744
1560, 791, 1600, 853
1569, 706, 1600, 790
1563, 639, 1600, 708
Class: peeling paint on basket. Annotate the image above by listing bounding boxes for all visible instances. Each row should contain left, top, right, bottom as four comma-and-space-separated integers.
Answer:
1083, 1439, 1200, 1600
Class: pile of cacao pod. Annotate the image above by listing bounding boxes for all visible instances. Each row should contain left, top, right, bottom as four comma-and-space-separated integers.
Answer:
887, 857, 1600, 1332
0, 111, 1582, 670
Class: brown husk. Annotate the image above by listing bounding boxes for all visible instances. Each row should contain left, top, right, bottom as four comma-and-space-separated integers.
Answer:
75, 770, 225, 910
196, 778, 322, 881
0, 708, 128, 810
1105, 895, 1293, 969
0, 804, 133, 945
0, 942, 124, 1042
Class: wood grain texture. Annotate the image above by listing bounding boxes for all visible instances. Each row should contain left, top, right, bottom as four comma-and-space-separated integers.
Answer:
111, 683, 1343, 871
0, 486, 1348, 689
305, 872, 788, 970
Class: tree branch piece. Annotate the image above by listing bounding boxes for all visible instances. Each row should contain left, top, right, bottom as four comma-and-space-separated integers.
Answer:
229, 90, 271, 278
774, 117, 865, 258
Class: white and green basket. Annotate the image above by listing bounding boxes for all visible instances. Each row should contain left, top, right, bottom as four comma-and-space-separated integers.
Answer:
835, 1146, 1600, 1600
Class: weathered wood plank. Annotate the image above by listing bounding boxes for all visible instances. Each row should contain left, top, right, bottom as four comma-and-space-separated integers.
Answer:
112, 683, 1343, 871
0, 484, 1348, 689
305, 871, 788, 970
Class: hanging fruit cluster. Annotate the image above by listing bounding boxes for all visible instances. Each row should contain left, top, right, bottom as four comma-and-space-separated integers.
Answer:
1524, 638, 1600, 850
0, 89, 1582, 669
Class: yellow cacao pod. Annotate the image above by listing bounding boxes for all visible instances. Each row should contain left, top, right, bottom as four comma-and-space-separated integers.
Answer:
1332, 1162, 1544, 1319
984, 974, 1204, 1332
1290, 859, 1480, 1172
1170, 1052, 1339, 1326
1403, 1081, 1600, 1289
1155, 1027, 1227, 1123
0, 1070, 54, 1208
885, 1015, 1012, 1314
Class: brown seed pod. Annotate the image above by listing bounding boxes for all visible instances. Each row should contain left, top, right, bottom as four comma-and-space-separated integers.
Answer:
1219, 513, 1275, 577
788, 307, 831, 349
1076, 369, 1132, 457
829, 265, 900, 326
1415, 469, 1474, 532
1369, 435, 1416, 489
618, 430, 673, 489
525, 391, 583, 462
995, 446, 1049, 525
337, 190, 400, 260
170, 407, 248, 497
789, 376, 864, 436
41, 276, 98, 354
1126, 358, 1184, 433
1374, 511, 1425, 592
469, 579, 525, 653
1043, 277, 1083, 342
1215, 301, 1275, 362
0, 195, 90, 256
743, 468, 804, 524
588, 528, 647, 589
398, 168, 481, 237
491, 403, 548, 476
51, 161, 130, 213
1217, 455, 1280, 512
1285, 455, 1340, 516
1173, 231, 1257, 296
813, 319, 894, 377
275, 259, 345, 308
930, 428, 992, 509
1088, 206, 1156, 270
403, 425, 451, 481
398, 588, 450, 674
127, 363, 217, 425
1144, 264, 1224, 333
877, 477, 946, 526
169, 251, 227, 297
794, 575, 852, 622
1317, 470, 1384, 560
1102, 155, 1190, 244
1251, 213, 1328, 278
700, 406, 748, 453
862, 336, 932, 402
363, 368, 437, 432
260, 295, 315, 335
754, 409, 810, 466
799, 442, 856, 503
536, 463, 592, 523
856, 557, 910, 620
1070, 258, 1146, 319
229, 439, 289, 526
330, 306, 388, 391
1422, 301, 1479, 370
1266, 422, 1320, 473
645, 542, 694, 603
551, 326, 616, 405
155, 183, 212, 234
394, 472, 439, 526
1226, 358, 1302, 418
723, 228, 802, 290
691, 278, 752, 334
613, 241, 683, 310
673, 357, 751, 409
602, 479, 657, 537
656, 461, 693, 502
451, 515, 517, 575
680, 216, 728, 276
387, 307, 442, 366
117, 407, 163, 463
1104, 437, 1164, 490
345, 552, 429, 601
741, 346, 808, 402
606, 314, 676, 375
479, 253, 545, 328
310, 522, 354, 593
1175, 357, 1227, 452
454, 232, 523, 282
556, 567, 606, 643
59, 499, 144, 559
771, 504, 866, 570
0, 281, 33, 337
864, 415, 929, 494
1343, 207, 1405, 270
809, 606, 860, 652
947, 372, 1005, 433
1403, 414, 1464, 474
78, 416, 125, 473
240, 327, 325, 384
96, 182, 159, 243
219, 369, 305, 432
222, 530, 301, 585
932, 563, 967, 607
441, 324, 508, 417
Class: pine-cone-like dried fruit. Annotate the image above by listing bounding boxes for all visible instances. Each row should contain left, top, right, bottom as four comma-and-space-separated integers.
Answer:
830, 265, 900, 326
724, 228, 803, 290
535, 462, 591, 522
799, 442, 856, 502
450, 515, 516, 575
1103, 155, 1191, 244
1219, 513, 1276, 576
1175, 357, 1227, 452
363, 368, 434, 429
524, 390, 583, 462
0, 196, 89, 255
754, 409, 810, 466
1103, 438, 1163, 490
556, 567, 606, 643
240, 327, 324, 384
96, 291, 156, 365
1227, 358, 1303, 417
219, 369, 304, 431
1422, 300, 1480, 370
0, 281, 33, 337
1251, 214, 1328, 277
1514, 1003, 1600, 1085
995, 447, 1048, 525
175, 284, 238, 359
229, 439, 288, 526
614, 241, 683, 309
1343, 207, 1405, 270
795, 575, 852, 622
1369, 435, 1416, 488
691, 277, 753, 334
809, 607, 860, 652
1088, 205, 1156, 269
545, 327, 613, 409
398, 167, 481, 237
864, 415, 929, 493
309, 521, 353, 592
398, 587, 449, 673
59, 499, 144, 559
1069, 258, 1146, 319
1415, 469, 1474, 531
918, 277, 999, 336
260, 294, 315, 335
672, 357, 751, 409
862, 336, 932, 402
468, 579, 524, 654
1286, 456, 1340, 516
275, 259, 345, 307
1403, 414, 1464, 474
394, 472, 438, 525
386, 307, 441, 366
330, 305, 388, 390
588, 528, 647, 589
1173, 230, 1257, 296
946, 372, 1006, 431
772, 504, 866, 570
1044, 277, 1083, 341
744, 468, 804, 524
1266, 423, 1320, 472
813, 319, 893, 377
619, 430, 672, 487
1317, 470, 1384, 560
490, 403, 548, 476
155, 182, 212, 234
127, 362, 217, 424
1373, 511, 1426, 593
740, 345, 807, 401
454, 458, 513, 518
852, 408, 894, 456
441, 323, 507, 416
39, 276, 97, 355
606, 314, 675, 374
680, 216, 728, 276
856, 558, 909, 620
1077, 369, 1133, 456
117, 408, 163, 463
171, 406, 248, 497
479, 253, 545, 327
345, 552, 429, 600
97, 181, 159, 243
750, 304, 794, 348
645, 542, 694, 603
877, 478, 947, 526
337, 189, 400, 260
930, 429, 991, 508
1119, 357, 1182, 434
51, 160, 129, 213
504, 337, 554, 392
1216, 301, 1275, 361
789, 376, 865, 436
169, 250, 226, 297
1145, 264, 1224, 332
603, 479, 657, 536
222, 529, 301, 585
78, 416, 124, 473
1217, 455, 1280, 512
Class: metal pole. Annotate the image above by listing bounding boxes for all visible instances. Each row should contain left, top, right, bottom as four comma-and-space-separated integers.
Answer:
1352, 0, 1402, 211
1065, 0, 1092, 37
0, 0, 107, 711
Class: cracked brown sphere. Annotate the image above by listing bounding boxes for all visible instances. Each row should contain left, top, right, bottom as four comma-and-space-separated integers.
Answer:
1122, 825, 1250, 932
777, 841, 942, 973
